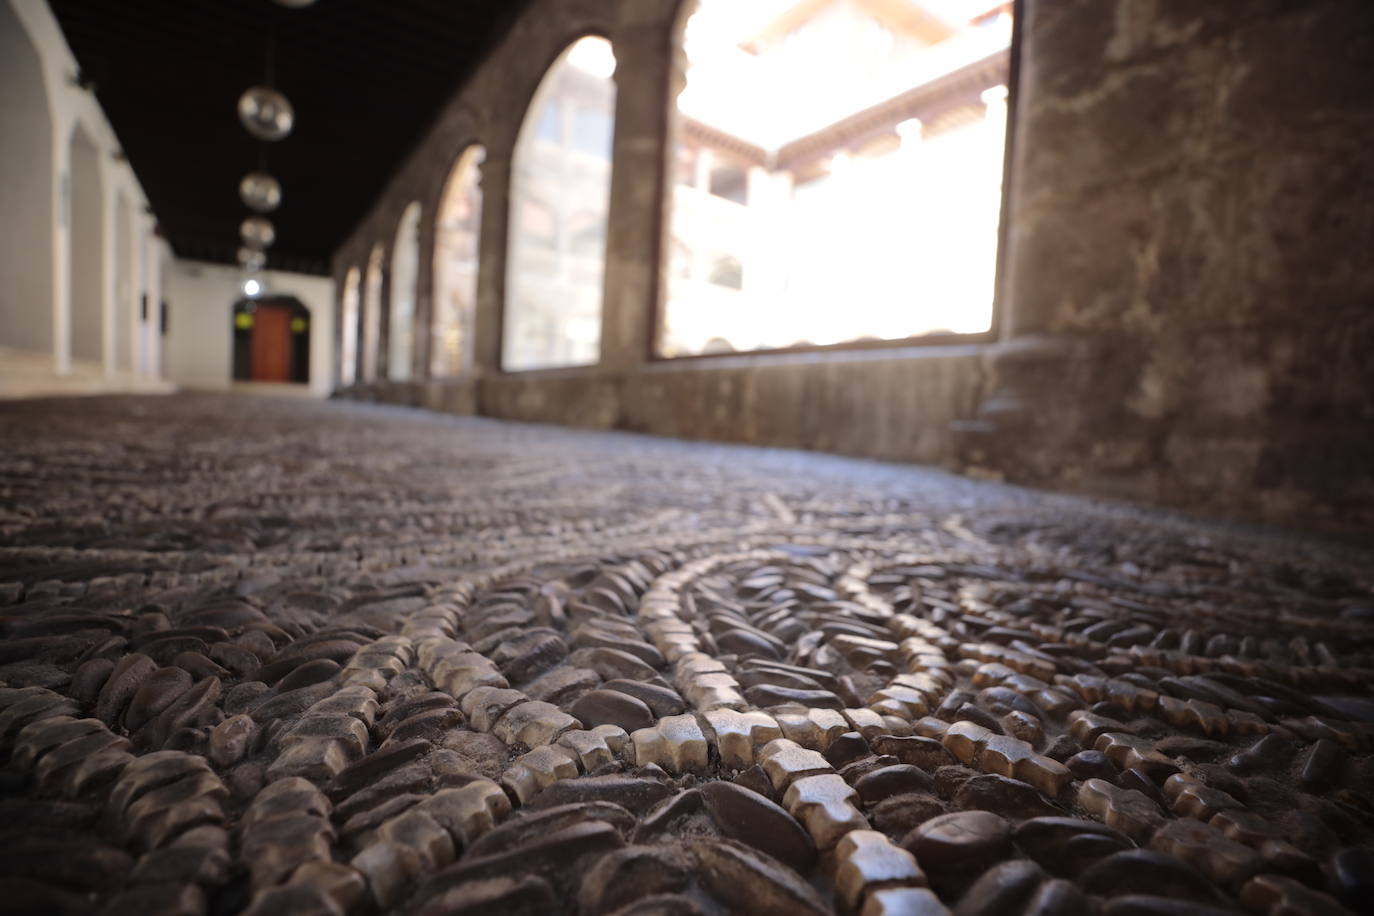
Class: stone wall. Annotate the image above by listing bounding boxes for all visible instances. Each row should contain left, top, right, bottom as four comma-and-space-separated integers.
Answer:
980, 0, 1374, 532
332, 0, 1374, 533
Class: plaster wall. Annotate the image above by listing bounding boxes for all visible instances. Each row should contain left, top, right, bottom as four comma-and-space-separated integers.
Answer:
333, 0, 1374, 532
4, 0, 160, 378
164, 259, 335, 396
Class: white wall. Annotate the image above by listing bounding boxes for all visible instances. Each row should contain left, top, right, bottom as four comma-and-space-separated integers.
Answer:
164, 260, 335, 395
6, 0, 161, 377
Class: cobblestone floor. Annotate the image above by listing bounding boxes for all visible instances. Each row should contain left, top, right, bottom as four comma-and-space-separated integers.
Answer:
1, 393, 1371, 916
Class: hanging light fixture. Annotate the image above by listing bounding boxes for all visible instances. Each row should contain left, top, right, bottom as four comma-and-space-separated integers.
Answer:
241, 217, 276, 249
238, 86, 294, 141
238, 246, 267, 270
239, 171, 282, 213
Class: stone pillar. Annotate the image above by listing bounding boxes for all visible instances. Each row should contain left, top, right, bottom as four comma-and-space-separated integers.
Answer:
414, 206, 436, 381
377, 242, 393, 382
599, 19, 677, 370
472, 151, 511, 375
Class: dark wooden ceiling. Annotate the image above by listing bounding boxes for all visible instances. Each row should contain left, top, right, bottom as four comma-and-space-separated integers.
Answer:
49, 0, 531, 275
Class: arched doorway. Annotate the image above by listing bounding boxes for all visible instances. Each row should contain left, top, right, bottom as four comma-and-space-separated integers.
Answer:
389, 202, 420, 381
339, 266, 360, 385
361, 244, 384, 382
232, 296, 311, 384
69, 123, 105, 364
0, 3, 54, 355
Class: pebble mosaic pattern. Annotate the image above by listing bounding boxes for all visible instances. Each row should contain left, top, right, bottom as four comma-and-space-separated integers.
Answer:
1, 393, 1372, 916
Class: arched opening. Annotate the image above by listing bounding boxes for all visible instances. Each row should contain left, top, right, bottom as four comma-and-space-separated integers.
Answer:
232, 295, 311, 384
432, 144, 484, 378
114, 192, 134, 371
388, 202, 421, 381
0, 4, 54, 356
659, 0, 1014, 356
69, 123, 105, 364
339, 266, 360, 385
503, 35, 617, 372
361, 244, 384, 382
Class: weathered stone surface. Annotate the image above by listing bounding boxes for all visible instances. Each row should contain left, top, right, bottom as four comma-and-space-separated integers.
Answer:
783, 773, 868, 849
836, 829, 927, 911
630, 714, 708, 774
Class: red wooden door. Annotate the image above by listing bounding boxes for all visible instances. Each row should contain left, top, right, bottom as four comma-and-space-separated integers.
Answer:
251, 304, 292, 382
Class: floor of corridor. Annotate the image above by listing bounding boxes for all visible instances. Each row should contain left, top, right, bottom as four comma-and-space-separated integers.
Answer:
0, 393, 1370, 915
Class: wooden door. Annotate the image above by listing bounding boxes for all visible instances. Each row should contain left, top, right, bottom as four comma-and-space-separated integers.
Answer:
250, 304, 292, 382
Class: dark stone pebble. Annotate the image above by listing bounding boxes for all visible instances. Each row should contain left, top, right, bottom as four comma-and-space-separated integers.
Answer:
468, 802, 637, 859
1300, 739, 1344, 790
687, 838, 829, 916
1101, 896, 1239, 916
424, 820, 625, 895
1117, 767, 1170, 812
823, 732, 871, 769
569, 689, 656, 733
124, 666, 193, 731
872, 734, 956, 771
743, 685, 844, 709
1023, 877, 1092, 916
855, 764, 935, 804
578, 844, 692, 914
1066, 749, 1118, 781
870, 794, 946, 837
247, 679, 337, 723
326, 738, 432, 802
388, 708, 463, 744
904, 810, 1013, 880
272, 658, 342, 692
1330, 846, 1374, 907
601, 679, 685, 717
955, 774, 1063, 819
69, 658, 115, 705
1014, 817, 1135, 878
526, 776, 674, 815
699, 780, 816, 874
415, 875, 557, 916
1079, 850, 1227, 905
95, 653, 157, 724
953, 858, 1044, 916
491, 629, 569, 683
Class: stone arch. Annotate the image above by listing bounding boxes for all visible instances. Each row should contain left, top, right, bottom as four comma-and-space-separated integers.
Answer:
69, 122, 105, 364
389, 201, 421, 381
503, 35, 617, 371
0, 3, 54, 355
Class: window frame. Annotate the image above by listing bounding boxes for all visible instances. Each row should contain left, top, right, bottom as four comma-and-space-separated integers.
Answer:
644, 0, 1024, 364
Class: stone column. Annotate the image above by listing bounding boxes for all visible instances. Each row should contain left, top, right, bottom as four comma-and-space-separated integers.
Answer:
414, 206, 437, 381
598, 18, 678, 370
472, 151, 511, 375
